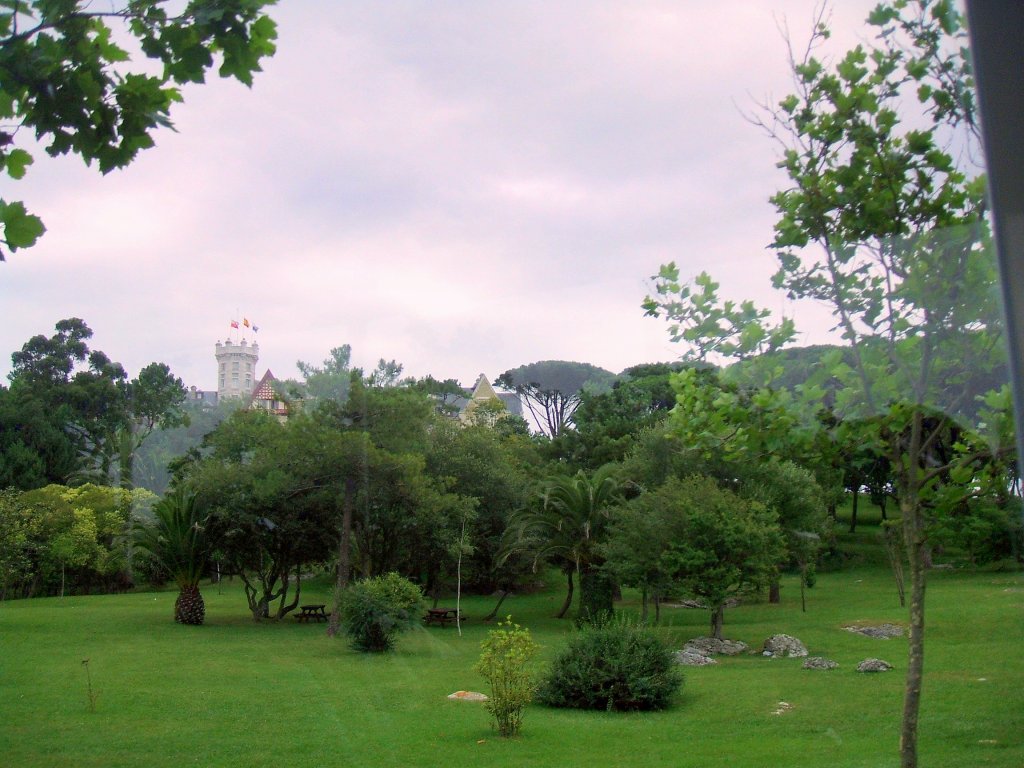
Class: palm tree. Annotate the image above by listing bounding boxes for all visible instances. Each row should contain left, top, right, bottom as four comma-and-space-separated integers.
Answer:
503, 465, 622, 619
133, 488, 209, 625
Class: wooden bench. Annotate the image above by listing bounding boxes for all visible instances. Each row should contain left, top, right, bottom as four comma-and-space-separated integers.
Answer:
423, 607, 464, 627
296, 604, 327, 623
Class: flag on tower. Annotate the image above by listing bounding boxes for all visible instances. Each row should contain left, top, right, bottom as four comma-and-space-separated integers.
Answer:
230, 320, 239, 329
243, 318, 250, 328
253, 325, 260, 333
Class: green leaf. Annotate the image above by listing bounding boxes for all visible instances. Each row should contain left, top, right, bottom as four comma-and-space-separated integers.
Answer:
779, 94, 800, 114
3, 149, 33, 180
795, 58, 823, 84
0, 199, 46, 253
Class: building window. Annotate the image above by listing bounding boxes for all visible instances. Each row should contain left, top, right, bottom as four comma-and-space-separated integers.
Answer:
232, 362, 240, 371
220, 375, 225, 387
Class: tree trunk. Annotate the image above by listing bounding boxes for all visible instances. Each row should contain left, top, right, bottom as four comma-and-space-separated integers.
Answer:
899, 410, 926, 768
654, 593, 661, 624
174, 584, 206, 625
710, 604, 724, 640
483, 589, 510, 621
554, 568, 574, 619
769, 578, 781, 604
884, 523, 906, 608
118, 426, 136, 492
640, 585, 649, 623
900, 495, 926, 768
849, 489, 859, 533
277, 565, 300, 619
800, 563, 807, 613
328, 478, 356, 637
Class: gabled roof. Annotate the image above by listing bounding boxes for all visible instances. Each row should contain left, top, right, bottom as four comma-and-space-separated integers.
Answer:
251, 369, 279, 402
469, 373, 500, 402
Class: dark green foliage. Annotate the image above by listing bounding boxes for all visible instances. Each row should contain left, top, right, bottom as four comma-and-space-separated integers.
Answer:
567, 362, 692, 468
537, 620, 682, 711
577, 570, 615, 625
423, 420, 535, 594
930, 499, 1024, 566
339, 573, 423, 652
4, 319, 187, 488
503, 466, 622, 619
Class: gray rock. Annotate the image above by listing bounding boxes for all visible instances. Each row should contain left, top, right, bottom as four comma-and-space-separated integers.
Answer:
762, 634, 809, 658
856, 658, 894, 673
665, 597, 741, 609
684, 636, 749, 656
802, 656, 839, 670
845, 624, 905, 639
447, 690, 488, 701
674, 649, 718, 666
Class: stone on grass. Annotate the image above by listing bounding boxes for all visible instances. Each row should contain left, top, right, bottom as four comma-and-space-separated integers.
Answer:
674, 649, 718, 666
447, 690, 488, 701
664, 597, 741, 609
684, 637, 748, 656
856, 658, 894, 673
802, 656, 839, 670
771, 701, 793, 716
844, 623, 904, 639
761, 634, 808, 658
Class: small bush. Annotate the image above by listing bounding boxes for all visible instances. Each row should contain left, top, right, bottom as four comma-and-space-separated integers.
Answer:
474, 617, 539, 737
537, 618, 682, 711
339, 573, 423, 652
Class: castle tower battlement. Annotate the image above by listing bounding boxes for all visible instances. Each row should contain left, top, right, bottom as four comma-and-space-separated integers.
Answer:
215, 338, 259, 400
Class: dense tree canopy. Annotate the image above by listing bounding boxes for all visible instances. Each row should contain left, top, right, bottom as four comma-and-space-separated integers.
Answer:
497, 360, 616, 438
3, 319, 187, 489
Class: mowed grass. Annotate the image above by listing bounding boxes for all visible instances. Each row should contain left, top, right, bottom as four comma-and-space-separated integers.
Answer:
2, 542, 1022, 767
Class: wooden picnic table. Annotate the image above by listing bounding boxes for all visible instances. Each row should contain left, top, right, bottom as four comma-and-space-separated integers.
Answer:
296, 604, 327, 623
423, 607, 464, 627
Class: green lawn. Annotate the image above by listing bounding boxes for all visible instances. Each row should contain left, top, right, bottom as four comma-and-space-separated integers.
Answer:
2, 555, 1022, 767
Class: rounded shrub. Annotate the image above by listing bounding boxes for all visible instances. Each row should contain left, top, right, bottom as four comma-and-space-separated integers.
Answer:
537, 619, 682, 711
339, 572, 423, 652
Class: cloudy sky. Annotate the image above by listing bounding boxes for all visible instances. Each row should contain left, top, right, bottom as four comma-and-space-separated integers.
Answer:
1, 1, 878, 391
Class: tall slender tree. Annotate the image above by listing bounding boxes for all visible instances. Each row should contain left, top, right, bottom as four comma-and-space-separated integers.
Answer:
645, 4, 1011, 765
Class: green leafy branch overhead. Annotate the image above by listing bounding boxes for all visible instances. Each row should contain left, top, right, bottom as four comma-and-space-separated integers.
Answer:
0, 0, 278, 260
643, 264, 795, 363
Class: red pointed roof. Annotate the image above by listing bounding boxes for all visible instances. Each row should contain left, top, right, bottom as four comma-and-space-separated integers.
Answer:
251, 369, 278, 401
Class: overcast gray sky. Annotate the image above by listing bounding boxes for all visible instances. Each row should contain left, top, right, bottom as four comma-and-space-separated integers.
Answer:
1, 1, 877, 390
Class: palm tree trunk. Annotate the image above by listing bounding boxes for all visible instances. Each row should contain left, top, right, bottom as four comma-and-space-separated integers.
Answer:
483, 589, 510, 621
554, 568, 574, 618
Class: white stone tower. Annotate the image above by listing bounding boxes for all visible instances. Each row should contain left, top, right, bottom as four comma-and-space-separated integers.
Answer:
215, 338, 259, 400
